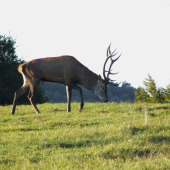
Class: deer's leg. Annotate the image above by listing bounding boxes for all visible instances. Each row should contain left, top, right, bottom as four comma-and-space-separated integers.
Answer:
28, 81, 40, 114
11, 86, 29, 115
68, 83, 84, 110
66, 86, 72, 112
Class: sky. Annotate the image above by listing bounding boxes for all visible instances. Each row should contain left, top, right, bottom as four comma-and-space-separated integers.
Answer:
1, 0, 170, 88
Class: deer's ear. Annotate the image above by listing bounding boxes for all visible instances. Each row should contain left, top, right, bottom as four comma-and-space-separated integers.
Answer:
98, 75, 102, 82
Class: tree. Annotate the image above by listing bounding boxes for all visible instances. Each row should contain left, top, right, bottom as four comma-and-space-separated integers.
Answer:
0, 35, 47, 105
164, 84, 170, 102
134, 87, 150, 102
134, 74, 167, 103
143, 74, 157, 102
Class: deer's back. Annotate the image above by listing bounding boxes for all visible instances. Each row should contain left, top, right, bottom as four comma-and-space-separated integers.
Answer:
19, 56, 85, 84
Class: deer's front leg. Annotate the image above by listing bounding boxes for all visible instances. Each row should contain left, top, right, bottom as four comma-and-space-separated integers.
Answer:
68, 83, 84, 111
66, 86, 72, 112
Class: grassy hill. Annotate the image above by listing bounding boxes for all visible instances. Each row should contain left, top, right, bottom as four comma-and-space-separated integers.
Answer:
0, 102, 170, 169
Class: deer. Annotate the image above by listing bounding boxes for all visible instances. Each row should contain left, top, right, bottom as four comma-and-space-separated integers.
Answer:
11, 44, 121, 114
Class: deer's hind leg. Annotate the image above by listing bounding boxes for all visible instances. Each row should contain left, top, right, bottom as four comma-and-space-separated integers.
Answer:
27, 79, 40, 114
11, 85, 29, 115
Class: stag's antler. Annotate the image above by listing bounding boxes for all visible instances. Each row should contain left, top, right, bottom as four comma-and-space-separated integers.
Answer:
103, 43, 121, 86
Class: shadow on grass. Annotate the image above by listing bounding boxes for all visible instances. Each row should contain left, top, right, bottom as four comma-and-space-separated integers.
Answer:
59, 141, 89, 148
129, 126, 146, 135
0, 128, 41, 132
0, 158, 16, 165
38, 134, 122, 150
148, 135, 170, 144
135, 106, 169, 112
53, 108, 65, 112
127, 126, 170, 136
58, 138, 115, 149
1, 121, 101, 133
102, 147, 151, 161
50, 118, 113, 128
148, 106, 169, 111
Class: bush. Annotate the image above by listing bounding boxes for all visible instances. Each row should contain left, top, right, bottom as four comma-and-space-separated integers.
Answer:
134, 74, 169, 103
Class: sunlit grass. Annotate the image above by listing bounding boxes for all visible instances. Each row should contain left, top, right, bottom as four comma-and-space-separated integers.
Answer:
0, 102, 170, 169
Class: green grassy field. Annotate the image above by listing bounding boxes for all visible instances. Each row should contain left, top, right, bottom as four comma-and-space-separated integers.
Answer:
0, 102, 170, 170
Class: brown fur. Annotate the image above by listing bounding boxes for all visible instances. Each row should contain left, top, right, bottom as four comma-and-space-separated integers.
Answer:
19, 56, 98, 87
11, 56, 102, 114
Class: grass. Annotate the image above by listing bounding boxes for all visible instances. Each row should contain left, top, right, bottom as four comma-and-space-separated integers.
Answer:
0, 102, 170, 169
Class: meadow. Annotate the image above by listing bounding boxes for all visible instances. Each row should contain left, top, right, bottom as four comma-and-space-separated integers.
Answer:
0, 102, 170, 170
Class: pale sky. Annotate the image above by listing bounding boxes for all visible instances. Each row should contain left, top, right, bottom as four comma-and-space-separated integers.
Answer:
1, 0, 170, 88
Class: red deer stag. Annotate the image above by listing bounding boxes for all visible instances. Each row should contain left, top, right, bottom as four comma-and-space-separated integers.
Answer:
11, 44, 120, 114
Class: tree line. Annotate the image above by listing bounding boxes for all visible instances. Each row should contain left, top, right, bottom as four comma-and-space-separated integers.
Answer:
41, 81, 137, 103
0, 34, 139, 105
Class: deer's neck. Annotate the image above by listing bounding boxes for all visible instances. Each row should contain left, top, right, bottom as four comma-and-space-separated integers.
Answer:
79, 66, 98, 90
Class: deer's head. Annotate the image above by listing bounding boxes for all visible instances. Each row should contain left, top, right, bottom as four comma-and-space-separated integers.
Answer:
94, 44, 121, 103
